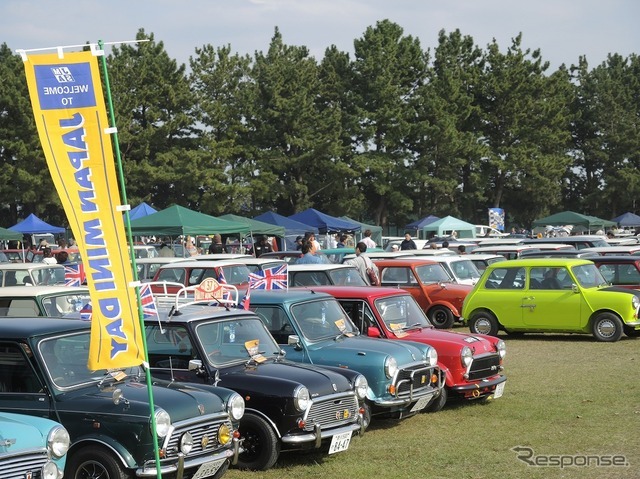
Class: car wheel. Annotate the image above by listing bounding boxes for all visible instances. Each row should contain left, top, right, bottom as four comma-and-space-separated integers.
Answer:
361, 400, 372, 430
236, 414, 280, 471
469, 311, 499, 336
66, 445, 131, 479
428, 305, 455, 329
623, 325, 640, 338
424, 387, 448, 413
591, 313, 623, 342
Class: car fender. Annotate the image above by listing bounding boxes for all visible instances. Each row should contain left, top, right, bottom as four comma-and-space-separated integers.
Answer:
69, 434, 136, 469
426, 300, 460, 318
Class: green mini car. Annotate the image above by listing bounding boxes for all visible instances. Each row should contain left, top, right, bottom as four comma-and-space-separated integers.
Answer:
461, 258, 640, 342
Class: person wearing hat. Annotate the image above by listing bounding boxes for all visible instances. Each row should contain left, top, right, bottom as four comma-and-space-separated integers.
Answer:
38, 239, 49, 251
253, 236, 273, 258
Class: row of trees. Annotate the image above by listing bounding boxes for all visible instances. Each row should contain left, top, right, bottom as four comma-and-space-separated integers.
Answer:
1, 20, 638, 231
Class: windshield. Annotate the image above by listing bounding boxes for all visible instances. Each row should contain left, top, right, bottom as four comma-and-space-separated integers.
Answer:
571, 263, 609, 288
43, 293, 92, 317
374, 295, 431, 332
414, 263, 452, 284
38, 332, 142, 389
291, 298, 358, 341
328, 268, 368, 286
447, 259, 481, 281
196, 318, 281, 365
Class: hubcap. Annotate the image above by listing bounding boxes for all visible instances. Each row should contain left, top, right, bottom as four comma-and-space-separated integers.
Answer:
598, 319, 615, 338
474, 318, 491, 335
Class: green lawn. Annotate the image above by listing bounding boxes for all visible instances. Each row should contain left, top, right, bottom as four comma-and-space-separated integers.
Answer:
225, 332, 640, 479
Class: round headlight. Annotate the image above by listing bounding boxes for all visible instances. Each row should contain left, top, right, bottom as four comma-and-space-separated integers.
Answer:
47, 425, 70, 459
41, 461, 59, 479
154, 409, 172, 438
632, 296, 640, 310
227, 393, 245, 421
293, 385, 310, 412
354, 374, 368, 400
461, 346, 473, 368
427, 348, 438, 367
218, 422, 232, 446
496, 339, 506, 359
384, 356, 398, 379
180, 432, 194, 455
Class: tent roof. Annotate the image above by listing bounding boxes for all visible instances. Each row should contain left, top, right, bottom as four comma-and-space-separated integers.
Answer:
128, 202, 157, 220
128, 204, 250, 236
0, 226, 23, 241
340, 216, 382, 243
405, 215, 440, 230
289, 208, 361, 233
253, 211, 318, 236
420, 215, 476, 238
612, 212, 640, 227
219, 214, 285, 236
532, 211, 616, 229
9, 213, 65, 234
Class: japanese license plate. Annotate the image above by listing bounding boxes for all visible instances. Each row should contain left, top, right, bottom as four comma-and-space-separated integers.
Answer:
493, 382, 505, 399
410, 395, 431, 413
328, 431, 352, 454
191, 458, 226, 479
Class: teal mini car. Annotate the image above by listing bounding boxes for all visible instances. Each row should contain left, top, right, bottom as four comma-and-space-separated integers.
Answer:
461, 258, 640, 342
0, 412, 69, 479
249, 290, 443, 423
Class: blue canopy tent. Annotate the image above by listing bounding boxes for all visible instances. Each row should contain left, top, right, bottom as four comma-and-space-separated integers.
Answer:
128, 202, 157, 220
612, 212, 640, 228
289, 209, 361, 234
405, 215, 440, 239
9, 213, 65, 234
254, 211, 318, 250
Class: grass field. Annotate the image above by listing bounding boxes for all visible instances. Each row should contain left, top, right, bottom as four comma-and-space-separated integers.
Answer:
224, 331, 640, 479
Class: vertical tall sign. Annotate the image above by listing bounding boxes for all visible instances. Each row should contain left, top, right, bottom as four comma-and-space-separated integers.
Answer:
22, 50, 145, 370
488, 208, 505, 232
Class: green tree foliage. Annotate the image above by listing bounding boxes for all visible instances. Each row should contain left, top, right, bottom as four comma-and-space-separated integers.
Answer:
0, 43, 63, 225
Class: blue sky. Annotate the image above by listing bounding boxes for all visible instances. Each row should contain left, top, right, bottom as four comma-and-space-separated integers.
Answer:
2, 0, 637, 71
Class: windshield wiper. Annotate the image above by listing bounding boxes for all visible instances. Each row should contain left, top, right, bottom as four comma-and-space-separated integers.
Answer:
404, 323, 424, 332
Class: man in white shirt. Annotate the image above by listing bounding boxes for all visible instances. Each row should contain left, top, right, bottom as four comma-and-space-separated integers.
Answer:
41, 247, 57, 264
362, 229, 376, 249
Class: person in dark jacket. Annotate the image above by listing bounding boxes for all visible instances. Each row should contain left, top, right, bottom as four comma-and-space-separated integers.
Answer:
400, 233, 417, 250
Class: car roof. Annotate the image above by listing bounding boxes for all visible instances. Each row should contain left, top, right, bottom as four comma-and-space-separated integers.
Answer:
372, 258, 438, 266
302, 285, 407, 300
0, 317, 89, 339
471, 245, 540, 252
485, 257, 594, 268
580, 246, 640, 253
589, 255, 640, 263
158, 260, 247, 269
0, 285, 89, 296
135, 257, 185, 265
154, 302, 256, 323
0, 263, 63, 270
287, 263, 359, 271
249, 289, 333, 305
192, 254, 253, 260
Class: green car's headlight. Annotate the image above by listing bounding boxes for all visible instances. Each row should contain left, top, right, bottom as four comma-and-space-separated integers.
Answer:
632, 296, 640, 310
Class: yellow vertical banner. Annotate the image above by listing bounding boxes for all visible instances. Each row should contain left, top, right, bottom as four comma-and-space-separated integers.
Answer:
22, 50, 145, 370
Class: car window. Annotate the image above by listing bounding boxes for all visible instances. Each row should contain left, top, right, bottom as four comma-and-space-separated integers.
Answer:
0, 298, 39, 317
415, 264, 451, 283
251, 306, 294, 344
290, 271, 331, 286
380, 267, 412, 285
157, 268, 186, 284
290, 299, 357, 341
571, 263, 606, 288
485, 267, 525, 289
0, 343, 43, 393
328, 268, 367, 286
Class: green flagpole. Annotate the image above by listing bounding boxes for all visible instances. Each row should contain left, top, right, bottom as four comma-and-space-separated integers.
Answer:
97, 40, 162, 479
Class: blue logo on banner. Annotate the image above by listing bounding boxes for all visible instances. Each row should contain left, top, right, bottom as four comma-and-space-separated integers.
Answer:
34, 62, 96, 110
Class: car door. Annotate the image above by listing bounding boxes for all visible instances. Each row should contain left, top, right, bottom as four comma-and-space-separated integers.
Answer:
379, 266, 427, 310
523, 267, 581, 329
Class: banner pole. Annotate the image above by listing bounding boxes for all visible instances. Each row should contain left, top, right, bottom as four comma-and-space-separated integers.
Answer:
97, 39, 162, 479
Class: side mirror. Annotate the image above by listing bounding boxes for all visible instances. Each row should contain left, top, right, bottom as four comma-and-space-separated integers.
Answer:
367, 326, 382, 338
188, 359, 203, 371
287, 335, 302, 350
571, 283, 579, 293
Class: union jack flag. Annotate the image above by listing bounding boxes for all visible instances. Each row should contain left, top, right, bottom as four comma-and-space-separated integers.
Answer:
79, 303, 92, 321
64, 263, 84, 287
239, 286, 251, 310
217, 268, 233, 301
249, 264, 288, 290
139, 283, 158, 320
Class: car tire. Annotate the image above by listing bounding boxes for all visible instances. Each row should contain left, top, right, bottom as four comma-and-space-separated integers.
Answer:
591, 313, 623, 342
469, 311, 499, 336
424, 387, 448, 413
361, 400, 372, 430
66, 445, 131, 479
236, 414, 280, 471
428, 305, 455, 329
623, 325, 640, 338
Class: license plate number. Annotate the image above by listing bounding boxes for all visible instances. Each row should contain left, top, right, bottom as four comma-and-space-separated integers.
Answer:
493, 382, 505, 399
191, 458, 226, 479
410, 395, 431, 413
328, 431, 352, 454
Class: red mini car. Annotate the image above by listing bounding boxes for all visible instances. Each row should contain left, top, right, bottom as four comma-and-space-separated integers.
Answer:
374, 258, 473, 328
310, 285, 507, 411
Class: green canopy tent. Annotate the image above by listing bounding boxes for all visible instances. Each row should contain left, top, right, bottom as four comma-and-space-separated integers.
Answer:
128, 205, 250, 236
0, 226, 24, 241
531, 211, 616, 233
218, 214, 286, 237
421, 216, 477, 239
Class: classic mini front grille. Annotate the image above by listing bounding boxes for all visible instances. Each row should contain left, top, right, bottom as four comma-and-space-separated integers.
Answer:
302, 393, 359, 432
395, 365, 433, 398
164, 413, 232, 456
0, 450, 48, 479
468, 354, 501, 381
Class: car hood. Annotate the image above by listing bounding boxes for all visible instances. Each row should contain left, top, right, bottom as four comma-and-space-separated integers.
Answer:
0, 414, 49, 453
600, 286, 640, 298
219, 360, 354, 397
400, 328, 497, 354
308, 335, 429, 366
